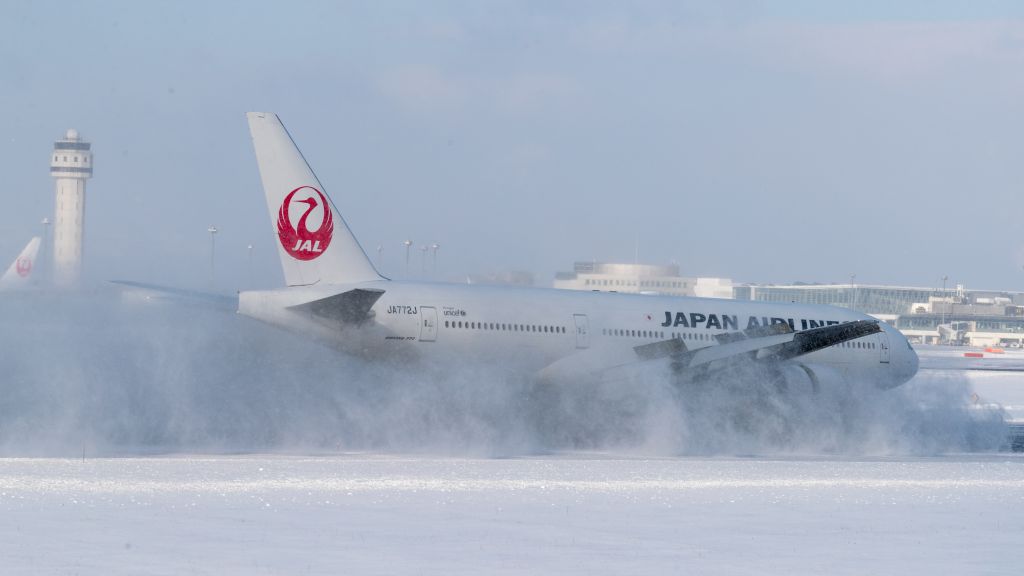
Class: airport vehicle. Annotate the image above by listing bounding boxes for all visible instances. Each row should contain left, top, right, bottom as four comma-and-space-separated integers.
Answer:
240, 113, 919, 389
0, 237, 41, 291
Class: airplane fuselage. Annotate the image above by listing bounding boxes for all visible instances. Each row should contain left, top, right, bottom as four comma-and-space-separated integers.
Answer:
239, 281, 920, 388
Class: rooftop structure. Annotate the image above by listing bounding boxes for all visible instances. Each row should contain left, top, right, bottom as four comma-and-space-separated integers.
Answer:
554, 261, 732, 298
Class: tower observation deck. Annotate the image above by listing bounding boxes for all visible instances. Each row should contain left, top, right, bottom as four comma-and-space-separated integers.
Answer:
50, 129, 92, 287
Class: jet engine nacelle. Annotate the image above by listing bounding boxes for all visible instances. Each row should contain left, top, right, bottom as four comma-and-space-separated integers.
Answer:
771, 362, 849, 395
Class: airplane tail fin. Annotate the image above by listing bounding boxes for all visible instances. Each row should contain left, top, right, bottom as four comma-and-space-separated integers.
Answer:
0, 237, 41, 290
246, 112, 383, 287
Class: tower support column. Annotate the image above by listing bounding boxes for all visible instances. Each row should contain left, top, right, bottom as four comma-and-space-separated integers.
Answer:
50, 129, 92, 288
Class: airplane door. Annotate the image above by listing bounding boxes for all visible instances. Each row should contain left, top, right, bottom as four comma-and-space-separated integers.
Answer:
573, 314, 590, 349
420, 306, 438, 342
879, 333, 890, 363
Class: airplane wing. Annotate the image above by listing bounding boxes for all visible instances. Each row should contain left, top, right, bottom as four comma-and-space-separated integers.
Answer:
539, 320, 881, 382
639, 320, 882, 373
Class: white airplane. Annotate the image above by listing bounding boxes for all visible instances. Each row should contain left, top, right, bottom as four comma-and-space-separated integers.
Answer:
239, 112, 919, 390
0, 237, 41, 291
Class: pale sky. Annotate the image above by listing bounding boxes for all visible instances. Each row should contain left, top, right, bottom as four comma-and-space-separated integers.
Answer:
2, 1, 1023, 292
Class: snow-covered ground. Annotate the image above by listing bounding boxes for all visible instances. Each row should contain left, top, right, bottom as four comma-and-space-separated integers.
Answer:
3, 296, 1024, 573
2, 455, 1023, 575
917, 344, 1024, 420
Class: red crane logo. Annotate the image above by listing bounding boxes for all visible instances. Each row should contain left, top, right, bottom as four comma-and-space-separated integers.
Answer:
277, 186, 334, 261
15, 258, 32, 278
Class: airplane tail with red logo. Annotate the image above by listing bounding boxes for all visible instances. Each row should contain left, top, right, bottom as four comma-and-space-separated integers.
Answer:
247, 112, 383, 287
0, 236, 41, 290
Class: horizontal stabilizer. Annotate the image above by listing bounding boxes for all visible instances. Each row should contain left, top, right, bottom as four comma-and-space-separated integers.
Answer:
288, 288, 385, 324
110, 280, 238, 310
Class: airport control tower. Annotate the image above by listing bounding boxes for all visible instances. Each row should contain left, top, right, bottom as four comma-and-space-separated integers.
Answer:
50, 129, 92, 287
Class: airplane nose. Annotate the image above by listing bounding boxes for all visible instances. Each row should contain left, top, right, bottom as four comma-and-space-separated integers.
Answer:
884, 322, 919, 387
904, 339, 920, 381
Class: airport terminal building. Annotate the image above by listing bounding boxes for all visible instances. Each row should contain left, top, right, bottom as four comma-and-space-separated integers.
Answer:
735, 283, 1024, 347
554, 262, 1024, 347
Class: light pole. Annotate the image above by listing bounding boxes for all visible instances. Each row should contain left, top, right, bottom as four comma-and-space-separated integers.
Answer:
420, 245, 428, 274
247, 244, 253, 287
849, 274, 856, 310
431, 243, 440, 275
941, 275, 948, 327
403, 240, 413, 276
208, 225, 218, 288
376, 244, 383, 269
